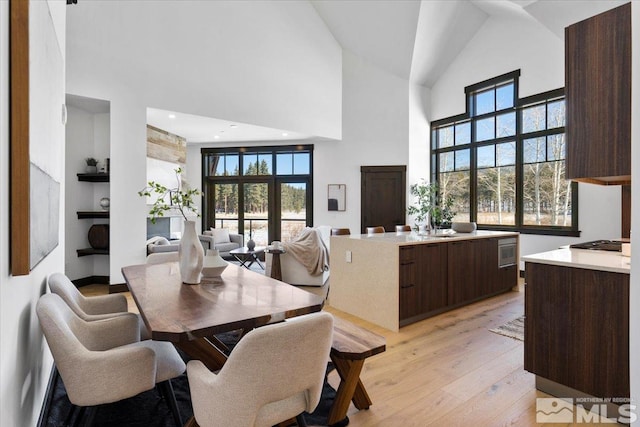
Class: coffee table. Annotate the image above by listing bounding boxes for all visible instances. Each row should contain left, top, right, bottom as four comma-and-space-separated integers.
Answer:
230, 246, 265, 270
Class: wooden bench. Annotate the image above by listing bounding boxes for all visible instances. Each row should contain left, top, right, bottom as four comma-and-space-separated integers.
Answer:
328, 316, 386, 425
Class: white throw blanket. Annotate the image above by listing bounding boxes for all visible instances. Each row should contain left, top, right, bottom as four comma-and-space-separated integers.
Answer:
283, 228, 329, 276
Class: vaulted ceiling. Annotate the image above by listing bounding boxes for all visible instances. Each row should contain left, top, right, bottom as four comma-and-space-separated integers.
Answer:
310, 0, 628, 86
148, 0, 628, 142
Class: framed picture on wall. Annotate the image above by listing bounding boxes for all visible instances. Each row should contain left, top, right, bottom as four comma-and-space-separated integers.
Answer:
328, 184, 346, 211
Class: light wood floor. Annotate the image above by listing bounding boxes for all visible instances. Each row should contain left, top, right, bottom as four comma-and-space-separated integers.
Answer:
80, 283, 606, 426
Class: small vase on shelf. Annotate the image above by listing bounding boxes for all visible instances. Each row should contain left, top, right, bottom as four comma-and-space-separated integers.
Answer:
99, 197, 110, 210
179, 220, 204, 284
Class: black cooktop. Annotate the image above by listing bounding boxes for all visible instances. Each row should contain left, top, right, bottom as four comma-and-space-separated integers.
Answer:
569, 240, 623, 252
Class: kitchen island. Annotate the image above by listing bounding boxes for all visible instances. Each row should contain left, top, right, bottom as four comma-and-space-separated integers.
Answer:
330, 230, 519, 331
522, 247, 630, 407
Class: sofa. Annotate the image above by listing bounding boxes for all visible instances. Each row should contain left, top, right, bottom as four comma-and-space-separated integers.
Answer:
146, 229, 243, 259
198, 229, 243, 259
266, 225, 331, 287
146, 236, 180, 254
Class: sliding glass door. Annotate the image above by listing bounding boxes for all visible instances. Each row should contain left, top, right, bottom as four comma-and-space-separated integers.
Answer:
202, 145, 313, 243
278, 181, 307, 243
243, 182, 270, 246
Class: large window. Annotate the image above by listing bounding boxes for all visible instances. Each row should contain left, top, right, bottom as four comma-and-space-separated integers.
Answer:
431, 71, 578, 235
202, 145, 313, 245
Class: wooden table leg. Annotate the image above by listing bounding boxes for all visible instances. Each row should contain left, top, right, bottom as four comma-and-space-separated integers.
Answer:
332, 356, 373, 409
328, 356, 366, 425
175, 337, 228, 371
270, 252, 282, 281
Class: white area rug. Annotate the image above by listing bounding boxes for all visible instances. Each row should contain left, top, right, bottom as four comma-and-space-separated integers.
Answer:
489, 315, 524, 341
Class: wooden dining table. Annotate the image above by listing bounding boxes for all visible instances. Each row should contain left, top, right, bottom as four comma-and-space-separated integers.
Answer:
121, 262, 325, 371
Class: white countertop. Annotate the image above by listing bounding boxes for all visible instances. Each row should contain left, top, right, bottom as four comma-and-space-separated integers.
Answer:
522, 248, 630, 274
339, 230, 519, 245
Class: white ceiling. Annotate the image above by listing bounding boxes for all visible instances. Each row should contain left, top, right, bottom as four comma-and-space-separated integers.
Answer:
146, 108, 312, 144
66, 94, 110, 114
142, 0, 628, 144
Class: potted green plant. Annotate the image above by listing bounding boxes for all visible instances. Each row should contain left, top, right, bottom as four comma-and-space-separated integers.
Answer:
138, 167, 201, 223
407, 179, 456, 233
85, 157, 98, 173
139, 167, 204, 284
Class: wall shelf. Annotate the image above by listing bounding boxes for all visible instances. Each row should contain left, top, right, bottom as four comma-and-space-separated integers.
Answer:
76, 248, 109, 257
77, 211, 109, 219
77, 173, 109, 182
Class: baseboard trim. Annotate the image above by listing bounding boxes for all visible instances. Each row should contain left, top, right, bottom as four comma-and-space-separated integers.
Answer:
71, 275, 110, 288
36, 365, 58, 427
109, 283, 128, 294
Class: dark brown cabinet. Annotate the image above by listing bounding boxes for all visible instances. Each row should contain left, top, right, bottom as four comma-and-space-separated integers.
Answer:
447, 240, 478, 305
399, 244, 447, 322
565, 3, 631, 185
400, 237, 515, 326
420, 244, 447, 313
447, 238, 502, 305
399, 246, 420, 320
524, 262, 629, 400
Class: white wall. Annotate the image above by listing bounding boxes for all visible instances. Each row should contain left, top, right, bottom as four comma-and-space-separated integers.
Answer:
0, 0, 66, 425
408, 82, 432, 227
313, 50, 411, 232
430, 10, 622, 259
65, 107, 110, 280
186, 49, 417, 236
66, 1, 342, 283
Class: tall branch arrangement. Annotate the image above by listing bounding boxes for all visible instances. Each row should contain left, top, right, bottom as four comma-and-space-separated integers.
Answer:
138, 167, 201, 223
407, 179, 456, 228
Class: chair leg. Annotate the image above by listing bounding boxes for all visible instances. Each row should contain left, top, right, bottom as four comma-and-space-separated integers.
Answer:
70, 406, 96, 427
295, 414, 308, 427
82, 406, 97, 427
65, 404, 80, 427
158, 380, 182, 427
70, 406, 86, 427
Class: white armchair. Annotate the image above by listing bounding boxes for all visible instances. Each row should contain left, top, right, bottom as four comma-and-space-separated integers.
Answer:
266, 225, 331, 287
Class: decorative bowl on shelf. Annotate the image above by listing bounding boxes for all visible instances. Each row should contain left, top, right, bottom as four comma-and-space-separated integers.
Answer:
201, 249, 228, 278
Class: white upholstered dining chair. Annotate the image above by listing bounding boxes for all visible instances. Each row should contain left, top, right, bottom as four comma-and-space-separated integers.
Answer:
47, 272, 150, 340
187, 311, 334, 427
37, 293, 186, 427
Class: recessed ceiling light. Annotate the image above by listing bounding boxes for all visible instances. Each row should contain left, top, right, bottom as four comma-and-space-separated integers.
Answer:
282, 133, 289, 137
230, 124, 238, 128
214, 135, 220, 139
168, 114, 176, 119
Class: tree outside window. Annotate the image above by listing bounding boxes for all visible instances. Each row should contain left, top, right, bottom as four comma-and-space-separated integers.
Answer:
431, 71, 577, 236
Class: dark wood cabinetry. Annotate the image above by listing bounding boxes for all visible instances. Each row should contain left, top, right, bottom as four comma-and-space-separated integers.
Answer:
400, 237, 515, 326
399, 244, 448, 322
565, 3, 631, 185
524, 262, 629, 400
448, 238, 502, 305
399, 246, 420, 320
447, 240, 477, 305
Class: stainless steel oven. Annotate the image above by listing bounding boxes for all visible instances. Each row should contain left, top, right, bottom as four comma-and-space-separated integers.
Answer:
498, 238, 517, 268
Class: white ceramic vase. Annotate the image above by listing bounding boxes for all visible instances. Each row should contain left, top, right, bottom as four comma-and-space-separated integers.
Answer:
202, 249, 228, 278
179, 220, 204, 284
